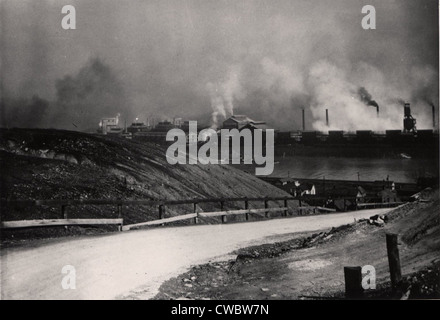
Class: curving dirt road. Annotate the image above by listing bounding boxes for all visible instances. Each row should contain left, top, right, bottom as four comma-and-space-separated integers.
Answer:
1, 209, 391, 300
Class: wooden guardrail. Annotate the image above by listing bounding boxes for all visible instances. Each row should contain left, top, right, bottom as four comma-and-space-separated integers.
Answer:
0, 196, 295, 231
0, 195, 404, 231
356, 201, 405, 208
1, 218, 123, 230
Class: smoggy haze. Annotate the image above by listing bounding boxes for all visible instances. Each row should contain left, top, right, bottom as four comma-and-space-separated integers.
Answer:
1, 0, 438, 131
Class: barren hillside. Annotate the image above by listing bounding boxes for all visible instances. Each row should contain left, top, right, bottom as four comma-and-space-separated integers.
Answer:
0, 128, 291, 239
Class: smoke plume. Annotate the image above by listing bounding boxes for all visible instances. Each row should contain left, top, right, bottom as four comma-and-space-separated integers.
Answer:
1, 95, 50, 128
1, 0, 438, 132
206, 67, 243, 128
358, 87, 379, 109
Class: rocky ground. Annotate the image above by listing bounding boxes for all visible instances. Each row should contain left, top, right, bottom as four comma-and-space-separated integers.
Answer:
153, 189, 440, 300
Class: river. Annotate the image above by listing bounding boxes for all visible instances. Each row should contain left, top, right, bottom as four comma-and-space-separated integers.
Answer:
237, 156, 439, 183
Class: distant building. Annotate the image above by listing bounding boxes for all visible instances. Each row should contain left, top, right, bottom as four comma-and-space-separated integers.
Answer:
127, 121, 150, 134
289, 180, 315, 197
173, 118, 183, 127
98, 115, 121, 134
132, 121, 176, 142
378, 189, 400, 203
222, 115, 266, 130
298, 182, 316, 197
152, 121, 176, 132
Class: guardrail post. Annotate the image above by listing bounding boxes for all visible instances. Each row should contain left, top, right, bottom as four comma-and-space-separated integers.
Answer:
61, 205, 68, 230
193, 202, 199, 224
344, 266, 363, 299
159, 204, 165, 226
386, 233, 402, 290
117, 204, 122, 231
244, 199, 249, 221
264, 199, 269, 218
284, 199, 288, 216
220, 201, 226, 223
61, 205, 67, 219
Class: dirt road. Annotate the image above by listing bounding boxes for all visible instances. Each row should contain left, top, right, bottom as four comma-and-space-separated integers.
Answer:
1, 209, 391, 300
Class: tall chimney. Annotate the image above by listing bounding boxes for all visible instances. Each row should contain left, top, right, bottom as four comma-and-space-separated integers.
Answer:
377, 106, 379, 117
302, 109, 305, 131
326, 109, 329, 127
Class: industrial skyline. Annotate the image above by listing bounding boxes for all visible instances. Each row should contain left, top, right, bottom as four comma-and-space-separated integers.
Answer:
1, 0, 438, 132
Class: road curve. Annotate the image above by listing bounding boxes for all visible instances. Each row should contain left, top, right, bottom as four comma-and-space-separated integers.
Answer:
1, 208, 391, 300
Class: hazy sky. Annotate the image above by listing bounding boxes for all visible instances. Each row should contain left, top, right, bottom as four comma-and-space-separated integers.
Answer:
1, 0, 439, 131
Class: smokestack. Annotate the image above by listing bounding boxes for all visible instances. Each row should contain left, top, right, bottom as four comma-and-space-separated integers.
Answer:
377, 106, 379, 117
325, 109, 329, 127
302, 108, 305, 131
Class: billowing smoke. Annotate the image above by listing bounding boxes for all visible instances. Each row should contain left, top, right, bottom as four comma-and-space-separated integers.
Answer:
1, 58, 131, 131
1, 0, 438, 132
1, 95, 50, 128
52, 58, 130, 130
206, 67, 243, 129
358, 87, 379, 110
206, 83, 227, 129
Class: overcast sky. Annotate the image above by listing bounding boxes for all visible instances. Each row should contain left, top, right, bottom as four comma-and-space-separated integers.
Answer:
1, 0, 438, 131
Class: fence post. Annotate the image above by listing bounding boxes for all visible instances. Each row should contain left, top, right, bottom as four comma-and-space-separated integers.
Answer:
117, 204, 122, 218
159, 205, 166, 226
220, 201, 226, 223
344, 266, 363, 299
298, 199, 302, 215
117, 204, 122, 231
244, 199, 249, 221
264, 199, 269, 218
159, 204, 164, 219
61, 205, 68, 230
386, 233, 402, 290
284, 199, 288, 216
193, 202, 199, 224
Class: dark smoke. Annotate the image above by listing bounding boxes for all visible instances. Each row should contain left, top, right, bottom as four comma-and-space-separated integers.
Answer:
1, 58, 131, 131
1, 0, 438, 131
358, 87, 379, 109
52, 58, 131, 131
1, 94, 49, 128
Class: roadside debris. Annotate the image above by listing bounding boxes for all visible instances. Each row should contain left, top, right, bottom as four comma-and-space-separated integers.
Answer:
368, 214, 388, 226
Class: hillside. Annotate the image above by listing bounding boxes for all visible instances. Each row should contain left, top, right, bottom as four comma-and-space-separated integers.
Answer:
0, 128, 292, 239
153, 188, 440, 300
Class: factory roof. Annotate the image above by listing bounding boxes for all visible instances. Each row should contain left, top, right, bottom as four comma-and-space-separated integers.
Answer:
226, 115, 255, 123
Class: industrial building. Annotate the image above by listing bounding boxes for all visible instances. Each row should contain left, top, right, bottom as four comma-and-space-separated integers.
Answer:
97, 115, 122, 135
222, 115, 266, 130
